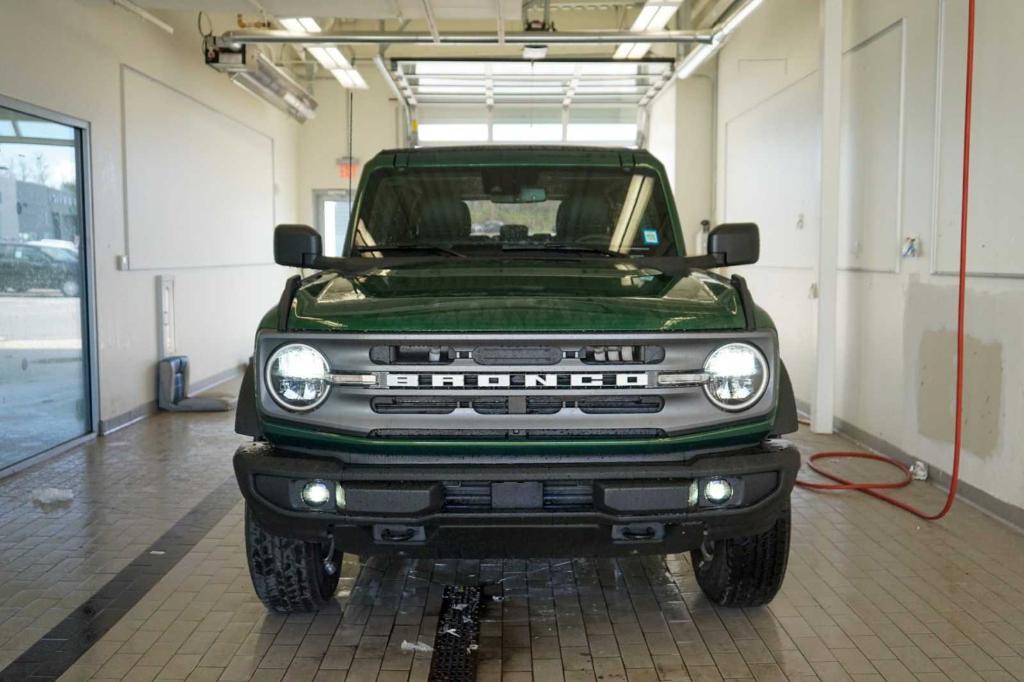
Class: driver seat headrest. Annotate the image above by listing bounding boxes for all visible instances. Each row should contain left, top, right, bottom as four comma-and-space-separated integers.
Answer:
556, 196, 613, 242
417, 197, 471, 242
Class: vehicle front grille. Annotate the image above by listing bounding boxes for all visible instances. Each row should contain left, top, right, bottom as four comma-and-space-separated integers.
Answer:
443, 481, 593, 511
256, 331, 779, 440
367, 428, 666, 440
370, 395, 662, 416
368, 344, 665, 366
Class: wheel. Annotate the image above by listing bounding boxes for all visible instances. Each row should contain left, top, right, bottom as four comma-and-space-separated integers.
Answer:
61, 279, 80, 297
245, 503, 340, 613
691, 505, 790, 607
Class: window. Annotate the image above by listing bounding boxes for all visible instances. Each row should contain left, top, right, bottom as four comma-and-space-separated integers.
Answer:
394, 59, 671, 148
417, 123, 489, 143
415, 104, 640, 147
351, 166, 678, 257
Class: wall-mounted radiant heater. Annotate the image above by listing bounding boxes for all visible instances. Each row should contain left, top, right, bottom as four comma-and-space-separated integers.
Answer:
205, 37, 318, 123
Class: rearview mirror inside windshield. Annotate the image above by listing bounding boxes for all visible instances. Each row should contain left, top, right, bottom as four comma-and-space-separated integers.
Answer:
490, 187, 547, 204
482, 168, 545, 203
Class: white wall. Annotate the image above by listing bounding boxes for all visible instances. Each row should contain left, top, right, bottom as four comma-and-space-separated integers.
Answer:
717, 0, 1024, 509
647, 70, 715, 253
296, 68, 400, 227
0, 2, 300, 425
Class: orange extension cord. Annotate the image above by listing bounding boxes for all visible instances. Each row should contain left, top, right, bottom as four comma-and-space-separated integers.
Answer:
794, 0, 976, 521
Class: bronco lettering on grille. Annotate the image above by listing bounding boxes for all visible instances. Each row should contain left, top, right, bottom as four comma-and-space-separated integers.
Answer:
383, 372, 649, 389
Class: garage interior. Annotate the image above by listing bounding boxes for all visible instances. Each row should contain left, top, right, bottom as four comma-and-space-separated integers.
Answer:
0, 0, 1021, 680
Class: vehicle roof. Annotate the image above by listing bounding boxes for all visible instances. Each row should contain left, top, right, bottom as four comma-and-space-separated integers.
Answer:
380, 144, 655, 159
370, 145, 666, 172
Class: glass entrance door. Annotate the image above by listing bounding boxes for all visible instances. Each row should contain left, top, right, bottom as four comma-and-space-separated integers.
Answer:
313, 189, 351, 257
0, 101, 93, 469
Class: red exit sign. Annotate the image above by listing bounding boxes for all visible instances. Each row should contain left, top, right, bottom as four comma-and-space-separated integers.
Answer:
337, 156, 360, 179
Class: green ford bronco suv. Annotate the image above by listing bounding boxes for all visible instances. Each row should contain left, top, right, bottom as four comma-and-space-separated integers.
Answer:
234, 145, 799, 613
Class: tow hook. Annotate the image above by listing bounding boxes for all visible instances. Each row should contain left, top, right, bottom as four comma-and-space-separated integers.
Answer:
612, 523, 665, 542
699, 533, 715, 565
322, 534, 337, 576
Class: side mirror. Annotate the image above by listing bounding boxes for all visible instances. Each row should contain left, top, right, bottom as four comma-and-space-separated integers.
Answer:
707, 223, 759, 266
274, 224, 322, 268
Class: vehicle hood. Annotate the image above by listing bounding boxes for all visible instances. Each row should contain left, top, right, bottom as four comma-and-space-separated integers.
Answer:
286, 258, 746, 333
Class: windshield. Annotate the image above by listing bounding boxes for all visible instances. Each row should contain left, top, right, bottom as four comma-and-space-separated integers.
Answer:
350, 166, 680, 257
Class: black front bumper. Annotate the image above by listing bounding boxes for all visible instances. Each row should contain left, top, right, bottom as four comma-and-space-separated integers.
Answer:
234, 440, 800, 558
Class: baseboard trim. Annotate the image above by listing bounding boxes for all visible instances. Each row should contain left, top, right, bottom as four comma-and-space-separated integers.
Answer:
189, 364, 245, 395
98, 401, 156, 435
98, 364, 244, 436
793, 398, 1024, 533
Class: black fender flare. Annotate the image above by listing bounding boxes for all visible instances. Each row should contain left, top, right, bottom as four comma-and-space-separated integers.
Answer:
770, 360, 799, 436
235, 359, 263, 438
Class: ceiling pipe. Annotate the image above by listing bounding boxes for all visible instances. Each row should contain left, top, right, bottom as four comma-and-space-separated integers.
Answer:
651, 0, 764, 99
216, 28, 715, 47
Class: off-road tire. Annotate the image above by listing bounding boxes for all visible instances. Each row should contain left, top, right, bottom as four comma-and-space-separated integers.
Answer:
245, 503, 340, 613
691, 505, 790, 607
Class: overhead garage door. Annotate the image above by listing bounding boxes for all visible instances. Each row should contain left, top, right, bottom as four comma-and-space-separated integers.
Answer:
389, 59, 674, 147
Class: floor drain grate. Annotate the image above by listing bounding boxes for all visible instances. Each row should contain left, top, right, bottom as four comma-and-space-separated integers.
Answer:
428, 585, 482, 682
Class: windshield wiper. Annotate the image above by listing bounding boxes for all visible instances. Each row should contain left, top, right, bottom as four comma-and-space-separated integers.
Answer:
501, 245, 623, 258
355, 245, 466, 258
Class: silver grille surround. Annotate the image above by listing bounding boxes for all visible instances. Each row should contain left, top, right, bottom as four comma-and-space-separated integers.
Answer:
256, 331, 779, 439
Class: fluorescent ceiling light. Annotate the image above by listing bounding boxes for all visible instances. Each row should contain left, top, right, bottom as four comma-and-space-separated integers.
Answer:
614, 42, 654, 60
614, 1, 681, 59
279, 17, 321, 33
308, 46, 350, 70
329, 66, 369, 90
331, 69, 355, 89
628, 43, 652, 59
633, 4, 679, 31
279, 16, 368, 92
345, 69, 368, 89
306, 46, 367, 89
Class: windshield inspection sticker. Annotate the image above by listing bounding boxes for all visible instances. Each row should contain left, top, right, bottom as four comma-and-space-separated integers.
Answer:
642, 229, 660, 246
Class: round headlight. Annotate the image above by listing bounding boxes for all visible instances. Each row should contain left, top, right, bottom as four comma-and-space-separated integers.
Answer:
266, 343, 331, 411
703, 342, 768, 411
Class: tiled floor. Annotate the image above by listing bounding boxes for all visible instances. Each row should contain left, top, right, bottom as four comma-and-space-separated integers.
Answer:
1, 401, 1023, 681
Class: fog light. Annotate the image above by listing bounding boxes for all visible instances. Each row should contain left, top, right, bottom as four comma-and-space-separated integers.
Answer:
336, 484, 346, 510
301, 480, 332, 507
704, 478, 734, 504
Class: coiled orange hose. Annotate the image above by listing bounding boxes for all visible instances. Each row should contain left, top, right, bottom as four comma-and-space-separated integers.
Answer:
795, 0, 975, 521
